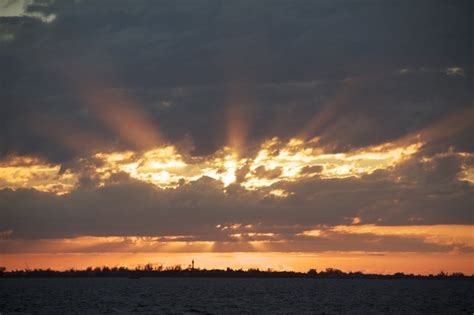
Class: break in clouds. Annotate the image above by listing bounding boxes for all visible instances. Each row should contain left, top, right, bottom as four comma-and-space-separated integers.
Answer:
0, 0, 472, 254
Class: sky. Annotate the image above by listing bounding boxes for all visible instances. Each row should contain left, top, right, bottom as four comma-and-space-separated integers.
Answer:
0, 0, 473, 274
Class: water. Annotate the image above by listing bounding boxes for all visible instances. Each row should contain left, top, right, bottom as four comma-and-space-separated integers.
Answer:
1, 278, 473, 313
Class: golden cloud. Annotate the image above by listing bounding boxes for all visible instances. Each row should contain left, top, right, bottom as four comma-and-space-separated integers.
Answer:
0, 156, 77, 195
4, 136, 472, 195
302, 224, 474, 248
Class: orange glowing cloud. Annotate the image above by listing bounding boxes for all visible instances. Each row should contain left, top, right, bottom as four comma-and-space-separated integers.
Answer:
301, 224, 474, 248
241, 137, 422, 189
3, 222, 472, 255
0, 156, 77, 194
2, 135, 472, 195
90, 137, 423, 191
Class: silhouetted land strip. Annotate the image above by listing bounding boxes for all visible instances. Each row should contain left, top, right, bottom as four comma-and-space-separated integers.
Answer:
1, 266, 471, 280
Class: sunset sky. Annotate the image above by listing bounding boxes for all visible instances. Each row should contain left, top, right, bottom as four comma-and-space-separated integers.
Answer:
0, 0, 472, 274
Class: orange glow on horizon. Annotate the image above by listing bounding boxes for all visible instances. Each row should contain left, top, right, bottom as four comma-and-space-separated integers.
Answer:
1, 223, 472, 274
1, 251, 473, 275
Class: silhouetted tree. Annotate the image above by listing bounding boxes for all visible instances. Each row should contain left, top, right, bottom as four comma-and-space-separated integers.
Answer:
451, 272, 465, 278
165, 264, 182, 271
144, 263, 154, 272
2, 264, 472, 279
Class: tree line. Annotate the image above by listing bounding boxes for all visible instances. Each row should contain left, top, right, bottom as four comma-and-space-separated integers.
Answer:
0, 265, 471, 280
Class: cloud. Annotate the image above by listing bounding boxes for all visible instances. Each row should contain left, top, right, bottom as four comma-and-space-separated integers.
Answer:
0, 0, 472, 162
0, 148, 472, 242
1, 223, 472, 254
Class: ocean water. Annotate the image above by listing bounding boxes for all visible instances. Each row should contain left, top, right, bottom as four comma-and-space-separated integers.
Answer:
1, 278, 473, 314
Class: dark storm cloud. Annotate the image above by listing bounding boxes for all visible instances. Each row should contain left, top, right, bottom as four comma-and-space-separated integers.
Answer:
0, 0, 472, 161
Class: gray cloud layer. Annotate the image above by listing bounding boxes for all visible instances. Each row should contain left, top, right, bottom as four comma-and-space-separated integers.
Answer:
1, 153, 472, 242
0, 0, 472, 253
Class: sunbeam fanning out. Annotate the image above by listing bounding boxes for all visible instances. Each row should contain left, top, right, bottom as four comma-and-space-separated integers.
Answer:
69, 68, 163, 151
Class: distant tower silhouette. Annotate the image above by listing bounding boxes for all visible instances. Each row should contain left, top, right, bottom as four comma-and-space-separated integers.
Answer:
192, 259, 194, 270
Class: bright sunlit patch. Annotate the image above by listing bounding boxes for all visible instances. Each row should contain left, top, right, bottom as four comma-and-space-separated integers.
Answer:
0, 0, 57, 23
241, 138, 422, 189
94, 146, 247, 188
351, 217, 362, 225
0, 156, 77, 195
200, 149, 246, 187
460, 167, 474, 183
0, 137, 424, 193
269, 189, 292, 198
446, 67, 464, 76
297, 229, 322, 237
459, 156, 474, 183
94, 146, 189, 188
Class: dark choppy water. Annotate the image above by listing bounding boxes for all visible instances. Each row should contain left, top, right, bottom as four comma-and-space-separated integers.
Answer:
1, 278, 473, 314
